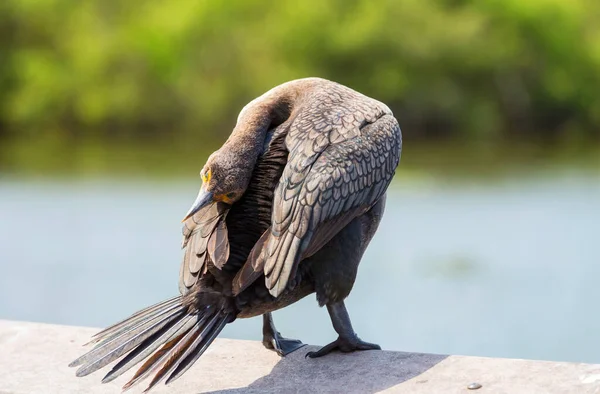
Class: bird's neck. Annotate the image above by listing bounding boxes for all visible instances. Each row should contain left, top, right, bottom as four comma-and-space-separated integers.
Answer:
225, 83, 300, 162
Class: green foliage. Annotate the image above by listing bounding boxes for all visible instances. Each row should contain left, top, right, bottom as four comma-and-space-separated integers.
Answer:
0, 0, 598, 173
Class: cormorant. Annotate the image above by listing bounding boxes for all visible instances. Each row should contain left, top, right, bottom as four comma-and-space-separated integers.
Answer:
69, 77, 402, 392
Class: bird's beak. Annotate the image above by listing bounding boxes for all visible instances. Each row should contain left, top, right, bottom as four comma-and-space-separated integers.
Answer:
182, 187, 214, 222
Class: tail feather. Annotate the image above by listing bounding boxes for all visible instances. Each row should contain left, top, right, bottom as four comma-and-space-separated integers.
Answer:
85, 297, 181, 347
101, 315, 196, 383
85, 301, 183, 354
140, 314, 220, 392
121, 312, 213, 391
165, 314, 229, 385
74, 309, 185, 377
122, 327, 192, 391
70, 295, 234, 392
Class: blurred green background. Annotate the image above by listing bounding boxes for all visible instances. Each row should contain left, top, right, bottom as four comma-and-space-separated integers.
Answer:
1, 0, 600, 364
1, 0, 599, 176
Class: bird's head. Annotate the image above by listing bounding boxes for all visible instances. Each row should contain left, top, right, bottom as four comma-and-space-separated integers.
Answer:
182, 148, 253, 222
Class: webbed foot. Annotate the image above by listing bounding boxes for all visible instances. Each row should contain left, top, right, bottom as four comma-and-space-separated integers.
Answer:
263, 331, 306, 356
305, 335, 380, 358
262, 312, 306, 356
305, 300, 381, 358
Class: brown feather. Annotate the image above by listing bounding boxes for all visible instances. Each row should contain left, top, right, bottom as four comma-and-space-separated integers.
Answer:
101, 316, 196, 383
74, 310, 184, 376
122, 330, 188, 391
182, 268, 198, 288
188, 251, 206, 275
180, 204, 228, 291
139, 322, 206, 392
81, 297, 180, 348
163, 315, 229, 385
207, 218, 230, 269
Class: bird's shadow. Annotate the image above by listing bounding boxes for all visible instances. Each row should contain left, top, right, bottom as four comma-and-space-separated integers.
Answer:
201, 345, 447, 394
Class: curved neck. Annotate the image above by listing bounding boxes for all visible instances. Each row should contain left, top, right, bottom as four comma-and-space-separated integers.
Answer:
224, 79, 316, 160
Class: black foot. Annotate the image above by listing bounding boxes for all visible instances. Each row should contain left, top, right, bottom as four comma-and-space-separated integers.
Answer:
305, 336, 381, 358
262, 312, 305, 356
263, 331, 306, 356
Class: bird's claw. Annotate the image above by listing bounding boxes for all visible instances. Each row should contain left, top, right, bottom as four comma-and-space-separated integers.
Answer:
305, 336, 381, 358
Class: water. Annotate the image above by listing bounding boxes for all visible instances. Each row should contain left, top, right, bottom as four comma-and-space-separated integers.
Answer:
1, 172, 599, 363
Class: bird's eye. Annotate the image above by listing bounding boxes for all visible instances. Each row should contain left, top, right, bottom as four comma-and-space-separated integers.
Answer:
201, 169, 211, 183
226, 192, 236, 199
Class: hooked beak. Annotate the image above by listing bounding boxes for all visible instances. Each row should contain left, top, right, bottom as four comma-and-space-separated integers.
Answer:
182, 187, 214, 222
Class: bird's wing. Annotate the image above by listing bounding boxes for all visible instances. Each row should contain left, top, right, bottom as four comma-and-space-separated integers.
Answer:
179, 202, 229, 294
235, 97, 402, 297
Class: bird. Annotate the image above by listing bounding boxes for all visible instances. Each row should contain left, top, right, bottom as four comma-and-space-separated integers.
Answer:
69, 77, 402, 392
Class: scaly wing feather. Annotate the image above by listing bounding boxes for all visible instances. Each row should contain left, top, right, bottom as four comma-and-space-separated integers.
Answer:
264, 113, 401, 296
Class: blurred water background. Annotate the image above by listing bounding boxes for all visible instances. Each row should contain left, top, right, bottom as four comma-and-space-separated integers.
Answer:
0, 0, 599, 363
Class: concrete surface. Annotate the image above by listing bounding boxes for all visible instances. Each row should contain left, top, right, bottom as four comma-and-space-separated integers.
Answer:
1, 320, 599, 394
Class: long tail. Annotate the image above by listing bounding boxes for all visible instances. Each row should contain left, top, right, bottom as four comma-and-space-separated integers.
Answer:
69, 294, 234, 392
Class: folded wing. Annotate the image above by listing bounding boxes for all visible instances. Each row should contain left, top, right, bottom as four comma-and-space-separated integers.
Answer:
235, 105, 401, 297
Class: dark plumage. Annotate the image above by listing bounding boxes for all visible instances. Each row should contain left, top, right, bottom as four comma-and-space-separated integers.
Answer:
70, 77, 402, 391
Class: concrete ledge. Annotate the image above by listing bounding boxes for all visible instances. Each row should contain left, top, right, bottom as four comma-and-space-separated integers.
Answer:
1, 320, 599, 393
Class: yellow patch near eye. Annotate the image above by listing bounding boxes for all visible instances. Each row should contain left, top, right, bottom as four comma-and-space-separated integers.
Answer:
214, 193, 235, 204
201, 169, 211, 183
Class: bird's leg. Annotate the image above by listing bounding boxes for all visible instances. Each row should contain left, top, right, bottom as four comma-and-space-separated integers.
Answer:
306, 301, 381, 358
262, 312, 305, 356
